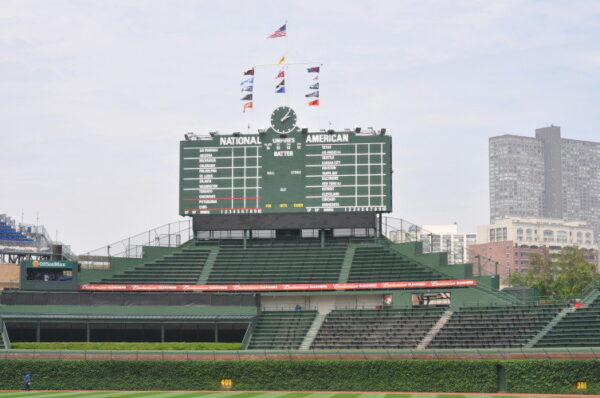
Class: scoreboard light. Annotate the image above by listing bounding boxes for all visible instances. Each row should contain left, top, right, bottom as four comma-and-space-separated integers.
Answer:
179, 106, 392, 216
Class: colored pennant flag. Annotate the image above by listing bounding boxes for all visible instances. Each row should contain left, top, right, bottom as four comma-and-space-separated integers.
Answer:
277, 56, 286, 65
275, 86, 285, 93
244, 68, 255, 76
310, 82, 319, 90
305, 90, 319, 98
267, 24, 287, 39
241, 94, 253, 101
241, 85, 253, 92
312, 75, 319, 80
276, 79, 285, 88
243, 102, 253, 112
308, 99, 319, 106
241, 77, 254, 85
275, 70, 285, 79
307, 66, 320, 73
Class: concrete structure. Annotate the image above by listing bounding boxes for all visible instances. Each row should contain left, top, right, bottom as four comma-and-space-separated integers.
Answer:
469, 216, 599, 285
476, 217, 596, 251
419, 224, 477, 265
489, 126, 600, 242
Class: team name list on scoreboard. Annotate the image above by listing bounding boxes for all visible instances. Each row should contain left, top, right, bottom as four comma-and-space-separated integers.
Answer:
179, 131, 392, 215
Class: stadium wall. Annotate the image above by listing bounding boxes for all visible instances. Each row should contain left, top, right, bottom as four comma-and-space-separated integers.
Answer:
0, 264, 19, 290
0, 359, 598, 393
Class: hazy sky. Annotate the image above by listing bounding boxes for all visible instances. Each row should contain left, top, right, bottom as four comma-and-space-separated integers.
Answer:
2, 1, 599, 254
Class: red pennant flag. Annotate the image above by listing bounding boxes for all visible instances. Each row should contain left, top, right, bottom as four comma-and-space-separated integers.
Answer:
243, 102, 253, 112
308, 99, 319, 106
275, 70, 285, 78
244, 68, 255, 76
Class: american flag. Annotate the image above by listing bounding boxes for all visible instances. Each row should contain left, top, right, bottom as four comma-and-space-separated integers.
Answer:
267, 24, 286, 38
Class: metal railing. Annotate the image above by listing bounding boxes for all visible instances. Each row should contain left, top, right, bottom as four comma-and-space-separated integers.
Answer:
79, 220, 193, 266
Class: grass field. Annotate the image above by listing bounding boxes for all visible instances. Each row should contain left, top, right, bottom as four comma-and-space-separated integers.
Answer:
0, 392, 596, 398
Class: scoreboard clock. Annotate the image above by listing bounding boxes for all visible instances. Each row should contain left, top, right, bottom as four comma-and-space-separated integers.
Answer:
179, 107, 392, 216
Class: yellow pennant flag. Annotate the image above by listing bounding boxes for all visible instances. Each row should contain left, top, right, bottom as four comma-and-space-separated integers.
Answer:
277, 56, 286, 65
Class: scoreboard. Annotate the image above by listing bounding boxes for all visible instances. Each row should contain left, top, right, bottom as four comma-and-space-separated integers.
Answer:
179, 107, 392, 216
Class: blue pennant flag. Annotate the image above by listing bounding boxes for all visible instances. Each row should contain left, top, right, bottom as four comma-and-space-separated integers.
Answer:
275, 86, 286, 94
241, 85, 253, 92
310, 82, 319, 90
241, 77, 254, 86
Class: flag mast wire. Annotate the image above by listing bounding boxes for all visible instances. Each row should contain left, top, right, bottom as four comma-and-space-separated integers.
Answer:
284, 20, 288, 106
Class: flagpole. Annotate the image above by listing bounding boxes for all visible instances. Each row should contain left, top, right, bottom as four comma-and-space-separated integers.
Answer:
284, 20, 288, 106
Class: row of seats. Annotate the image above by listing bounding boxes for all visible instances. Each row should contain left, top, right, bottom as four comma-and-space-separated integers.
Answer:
429, 304, 562, 349
0, 222, 34, 242
95, 247, 210, 284
535, 295, 600, 347
247, 311, 317, 349
348, 246, 449, 282
311, 307, 446, 349
207, 241, 347, 284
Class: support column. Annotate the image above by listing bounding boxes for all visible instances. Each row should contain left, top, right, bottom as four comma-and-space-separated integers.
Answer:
160, 324, 165, 343
86, 323, 90, 342
36, 322, 41, 342
214, 324, 219, 343
320, 229, 325, 248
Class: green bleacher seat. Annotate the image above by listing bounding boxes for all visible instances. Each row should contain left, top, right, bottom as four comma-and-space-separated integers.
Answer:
311, 307, 446, 349
94, 247, 210, 284
347, 246, 449, 282
247, 310, 317, 349
535, 295, 600, 347
430, 304, 562, 349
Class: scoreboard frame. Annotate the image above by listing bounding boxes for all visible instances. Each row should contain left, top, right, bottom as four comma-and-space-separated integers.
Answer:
179, 107, 392, 220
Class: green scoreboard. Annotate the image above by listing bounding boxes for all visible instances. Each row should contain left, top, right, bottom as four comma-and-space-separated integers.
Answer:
180, 107, 392, 216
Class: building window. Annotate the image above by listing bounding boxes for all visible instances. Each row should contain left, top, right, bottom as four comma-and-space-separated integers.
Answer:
577, 232, 583, 244
557, 230, 568, 243
543, 230, 554, 242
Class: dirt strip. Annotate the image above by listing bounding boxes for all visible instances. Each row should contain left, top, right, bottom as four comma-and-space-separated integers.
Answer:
0, 390, 599, 397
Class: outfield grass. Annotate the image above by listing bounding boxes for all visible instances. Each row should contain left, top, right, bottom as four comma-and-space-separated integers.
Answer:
0, 392, 594, 398
10, 342, 242, 351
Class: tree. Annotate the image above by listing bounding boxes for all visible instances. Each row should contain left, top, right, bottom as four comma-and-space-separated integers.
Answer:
509, 247, 600, 299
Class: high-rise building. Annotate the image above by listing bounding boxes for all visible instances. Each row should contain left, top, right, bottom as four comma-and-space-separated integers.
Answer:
489, 126, 600, 242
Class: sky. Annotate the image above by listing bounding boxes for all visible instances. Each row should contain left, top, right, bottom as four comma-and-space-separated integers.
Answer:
1, 0, 600, 254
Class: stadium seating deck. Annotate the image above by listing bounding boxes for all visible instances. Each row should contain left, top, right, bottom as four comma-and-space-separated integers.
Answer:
206, 239, 349, 284
95, 247, 211, 284
347, 245, 449, 282
0, 220, 33, 243
429, 304, 562, 349
311, 307, 446, 349
535, 295, 600, 347
247, 310, 317, 349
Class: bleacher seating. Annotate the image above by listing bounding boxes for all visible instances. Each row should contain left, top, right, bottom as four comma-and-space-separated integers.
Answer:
311, 307, 445, 349
535, 296, 600, 347
0, 219, 33, 243
348, 245, 449, 282
247, 310, 317, 349
206, 239, 348, 284
95, 247, 210, 284
429, 304, 562, 348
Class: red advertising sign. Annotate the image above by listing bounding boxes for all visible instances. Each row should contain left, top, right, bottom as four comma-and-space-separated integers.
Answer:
79, 279, 477, 292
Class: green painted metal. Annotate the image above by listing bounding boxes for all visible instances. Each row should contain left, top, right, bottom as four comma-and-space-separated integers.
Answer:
179, 113, 392, 216
0, 304, 256, 317
524, 306, 575, 348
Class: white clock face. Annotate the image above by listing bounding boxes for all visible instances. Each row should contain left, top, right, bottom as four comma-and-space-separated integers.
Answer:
270, 106, 298, 134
